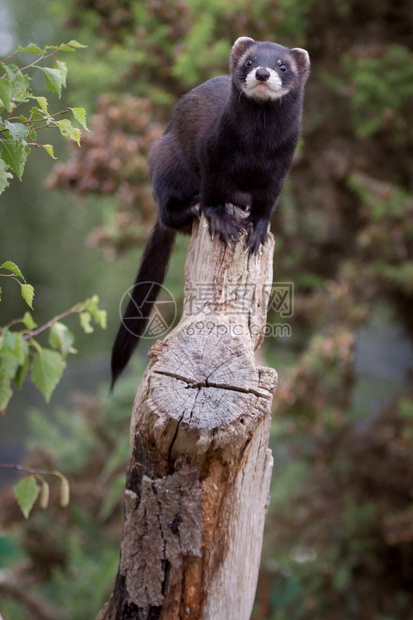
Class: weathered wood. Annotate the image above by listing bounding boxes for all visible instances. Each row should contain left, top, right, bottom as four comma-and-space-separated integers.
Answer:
99, 213, 277, 620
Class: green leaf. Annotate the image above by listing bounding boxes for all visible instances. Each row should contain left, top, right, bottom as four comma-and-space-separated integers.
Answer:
8, 332, 30, 389
66, 40, 87, 49
27, 127, 37, 141
17, 43, 44, 55
20, 283, 34, 309
55, 60, 67, 88
57, 45, 76, 53
41, 144, 56, 159
0, 326, 15, 353
16, 335, 29, 365
0, 353, 18, 378
14, 476, 40, 519
84, 295, 107, 329
1, 140, 29, 180
22, 311, 37, 330
14, 352, 29, 389
36, 66, 64, 98
4, 120, 29, 142
30, 106, 46, 120
49, 322, 75, 356
0, 373, 13, 413
0, 65, 29, 105
0, 63, 19, 83
0, 77, 12, 111
31, 348, 66, 402
0, 351, 20, 380
0, 261, 24, 279
0, 328, 27, 361
9, 72, 30, 103
33, 96, 48, 114
71, 107, 88, 131
56, 119, 81, 146
79, 311, 93, 333
45, 40, 86, 53
0, 329, 29, 380
0, 159, 13, 195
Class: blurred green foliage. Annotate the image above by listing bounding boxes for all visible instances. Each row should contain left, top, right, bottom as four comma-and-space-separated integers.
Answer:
343, 45, 413, 140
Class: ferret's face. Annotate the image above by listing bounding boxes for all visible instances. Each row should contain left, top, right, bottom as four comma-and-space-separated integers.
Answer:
231, 39, 310, 102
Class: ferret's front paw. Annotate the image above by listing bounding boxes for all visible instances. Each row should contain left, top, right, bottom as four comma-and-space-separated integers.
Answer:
203, 205, 245, 243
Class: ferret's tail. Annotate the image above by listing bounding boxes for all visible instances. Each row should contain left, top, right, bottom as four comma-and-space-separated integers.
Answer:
110, 219, 177, 389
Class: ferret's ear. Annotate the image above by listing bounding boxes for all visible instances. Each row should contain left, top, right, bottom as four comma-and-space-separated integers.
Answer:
231, 37, 255, 72
291, 48, 311, 80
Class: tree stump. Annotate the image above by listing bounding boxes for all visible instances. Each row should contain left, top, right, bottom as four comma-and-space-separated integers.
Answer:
99, 213, 278, 620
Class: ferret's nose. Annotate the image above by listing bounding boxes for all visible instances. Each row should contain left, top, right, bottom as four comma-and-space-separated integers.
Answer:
255, 68, 270, 81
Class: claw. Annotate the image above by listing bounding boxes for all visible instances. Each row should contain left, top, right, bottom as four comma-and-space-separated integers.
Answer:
244, 216, 269, 254
203, 205, 246, 245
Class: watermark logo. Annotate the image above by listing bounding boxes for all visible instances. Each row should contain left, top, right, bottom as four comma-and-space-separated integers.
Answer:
119, 282, 177, 338
185, 281, 294, 319
119, 281, 293, 339
265, 283, 294, 318
185, 320, 292, 339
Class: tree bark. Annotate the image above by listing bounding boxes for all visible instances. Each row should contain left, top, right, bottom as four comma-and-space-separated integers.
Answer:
98, 213, 277, 620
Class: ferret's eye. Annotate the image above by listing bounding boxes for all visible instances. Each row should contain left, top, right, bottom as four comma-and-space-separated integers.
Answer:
279, 64, 287, 72
245, 59, 254, 67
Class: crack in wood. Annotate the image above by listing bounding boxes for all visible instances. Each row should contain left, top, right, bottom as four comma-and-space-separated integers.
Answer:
153, 369, 271, 400
168, 412, 185, 460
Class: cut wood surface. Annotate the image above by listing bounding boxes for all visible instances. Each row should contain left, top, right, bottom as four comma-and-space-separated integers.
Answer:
99, 213, 278, 620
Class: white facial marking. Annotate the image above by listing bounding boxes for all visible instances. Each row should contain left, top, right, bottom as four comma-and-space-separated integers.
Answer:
243, 67, 291, 101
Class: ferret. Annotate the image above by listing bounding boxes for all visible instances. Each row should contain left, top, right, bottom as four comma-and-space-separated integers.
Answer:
111, 37, 310, 387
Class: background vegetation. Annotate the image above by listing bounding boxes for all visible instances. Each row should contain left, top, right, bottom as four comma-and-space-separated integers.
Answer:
1, 0, 413, 618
